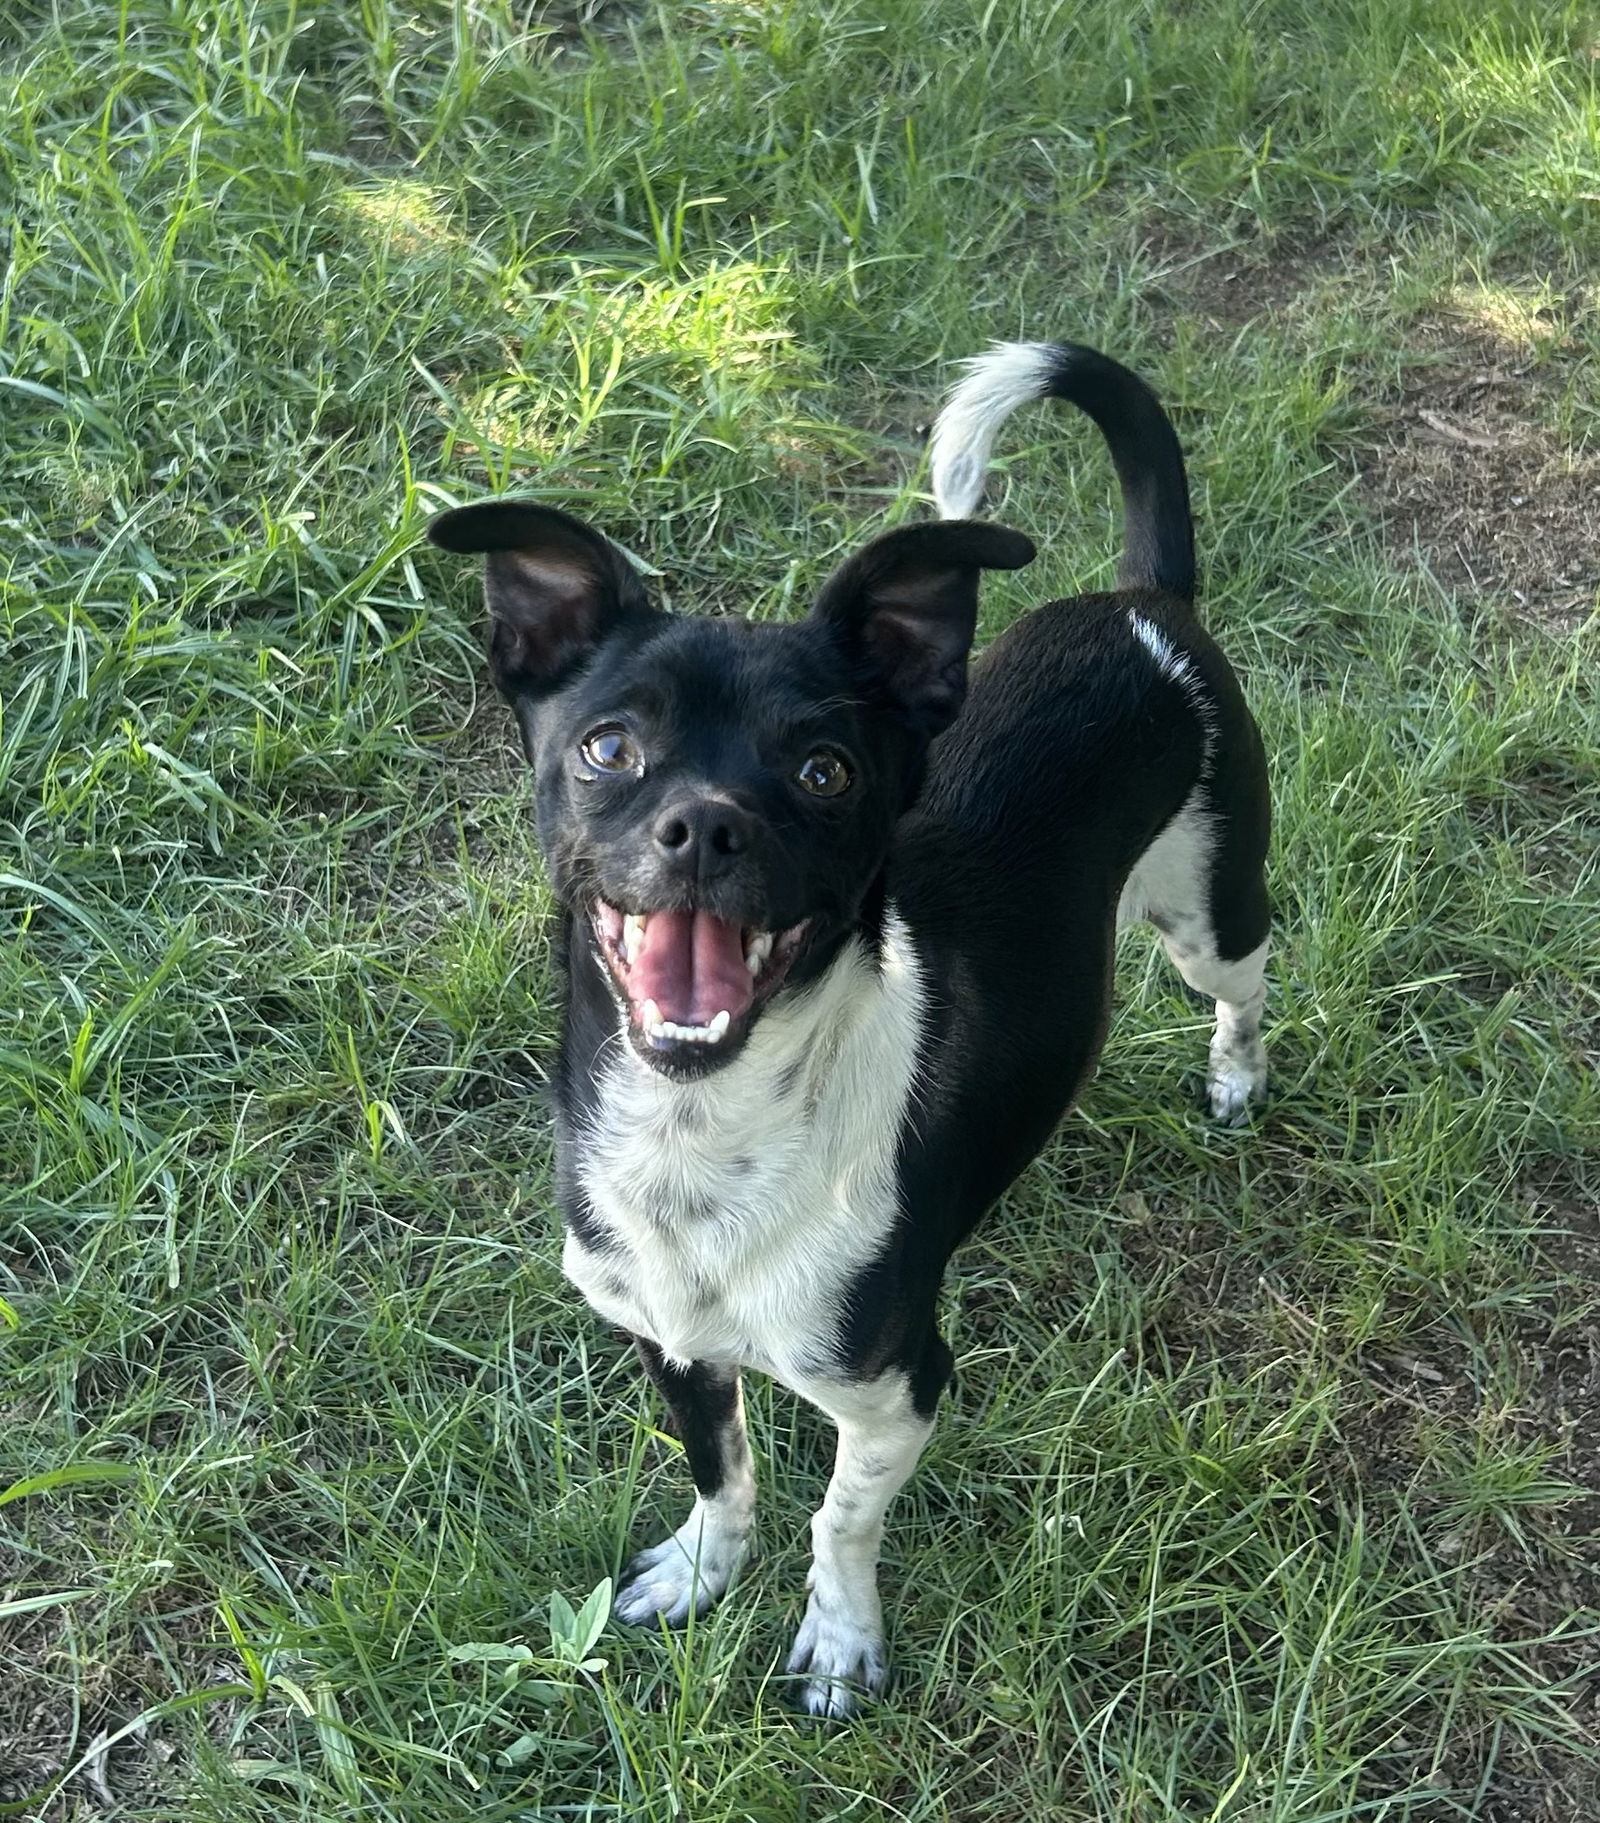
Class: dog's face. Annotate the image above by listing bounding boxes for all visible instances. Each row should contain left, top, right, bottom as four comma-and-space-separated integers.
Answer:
429, 502, 1033, 1076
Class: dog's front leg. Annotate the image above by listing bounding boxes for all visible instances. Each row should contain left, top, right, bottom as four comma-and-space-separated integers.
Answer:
614, 1340, 756, 1627
785, 1366, 940, 1718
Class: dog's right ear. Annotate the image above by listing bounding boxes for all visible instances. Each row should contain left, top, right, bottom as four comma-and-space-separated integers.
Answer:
428, 501, 657, 695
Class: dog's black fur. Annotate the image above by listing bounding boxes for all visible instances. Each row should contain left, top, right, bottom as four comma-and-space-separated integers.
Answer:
430, 342, 1270, 1716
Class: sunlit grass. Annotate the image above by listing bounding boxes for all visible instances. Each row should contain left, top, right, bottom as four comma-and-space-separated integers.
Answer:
2, 0, 1598, 1818
334, 179, 464, 254
1444, 280, 1569, 351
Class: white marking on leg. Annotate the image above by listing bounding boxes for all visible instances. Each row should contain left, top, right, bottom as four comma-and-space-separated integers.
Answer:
614, 1388, 756, 1626
1120, 794, 1269, 1120
1160, 928, 1269, 1122
1118, 791, 1214, 932
784, 1372, 934, 1718
1181, 939, 1269, 1122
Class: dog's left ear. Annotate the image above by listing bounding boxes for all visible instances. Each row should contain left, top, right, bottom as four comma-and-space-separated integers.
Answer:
428, 500, 657, 696
811, 521, 1035, 735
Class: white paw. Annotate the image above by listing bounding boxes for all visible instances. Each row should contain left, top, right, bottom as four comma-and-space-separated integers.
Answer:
784, 1599, 887, 1719
1208, 1034, 1267, 1123
613, 1509, 750, 1628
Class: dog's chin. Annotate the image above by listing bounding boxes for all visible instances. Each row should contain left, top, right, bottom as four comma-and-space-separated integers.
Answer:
589, 900, 811, 1078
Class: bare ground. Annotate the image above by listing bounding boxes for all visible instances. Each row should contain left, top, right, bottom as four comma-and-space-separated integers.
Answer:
1145, 232, 1600, 636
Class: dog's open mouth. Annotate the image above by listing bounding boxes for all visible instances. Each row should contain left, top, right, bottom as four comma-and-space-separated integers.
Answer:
593, 900, 808, 1055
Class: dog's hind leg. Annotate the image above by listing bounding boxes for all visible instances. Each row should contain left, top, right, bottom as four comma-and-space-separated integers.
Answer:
614, 1342, 755, 1626
785, 1339, 950, 1718
1164, 931, 1269, 1122
1122, 790, 1271, 1123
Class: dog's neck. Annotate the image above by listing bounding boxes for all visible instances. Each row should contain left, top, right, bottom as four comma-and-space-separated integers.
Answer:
572, 908, 924, 1232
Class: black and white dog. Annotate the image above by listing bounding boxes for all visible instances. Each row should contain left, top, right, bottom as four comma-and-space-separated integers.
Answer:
429, 342, 1270, 1717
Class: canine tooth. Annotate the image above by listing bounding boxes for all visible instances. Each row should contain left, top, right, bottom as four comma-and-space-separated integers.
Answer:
745, 930, 773, 974
641, 998, 665, 1038
623, 913, 646, 962
707, 1010, 731, 1041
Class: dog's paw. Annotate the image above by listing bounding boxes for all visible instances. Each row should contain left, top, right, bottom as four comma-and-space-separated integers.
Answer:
1207, 1032, 1267, 1124
784, 1601, 887, 1720
614, 1509, 750, 1628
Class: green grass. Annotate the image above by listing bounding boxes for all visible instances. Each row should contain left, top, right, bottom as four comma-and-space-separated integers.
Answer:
3, 0, 1599, 1817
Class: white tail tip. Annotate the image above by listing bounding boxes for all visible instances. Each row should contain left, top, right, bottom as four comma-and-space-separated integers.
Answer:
927, 342, 1060, 519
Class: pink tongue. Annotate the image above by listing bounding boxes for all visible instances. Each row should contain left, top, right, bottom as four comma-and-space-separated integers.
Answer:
630, 910, 755, 1028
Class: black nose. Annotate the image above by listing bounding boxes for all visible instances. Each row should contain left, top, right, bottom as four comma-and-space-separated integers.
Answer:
652, 798, 753, 875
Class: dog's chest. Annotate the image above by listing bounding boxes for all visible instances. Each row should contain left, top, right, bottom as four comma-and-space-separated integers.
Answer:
564, 920, 924, 1380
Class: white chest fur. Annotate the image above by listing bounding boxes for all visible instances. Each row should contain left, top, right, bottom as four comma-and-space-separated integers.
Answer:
564, 911, 925, 1382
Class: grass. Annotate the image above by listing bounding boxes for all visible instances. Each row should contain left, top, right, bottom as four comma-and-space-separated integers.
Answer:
2, 0, 1598, 1816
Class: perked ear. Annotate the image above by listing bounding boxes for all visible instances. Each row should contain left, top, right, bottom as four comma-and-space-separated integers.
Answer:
428, 501, 658, 694
811, 521, 1035, 735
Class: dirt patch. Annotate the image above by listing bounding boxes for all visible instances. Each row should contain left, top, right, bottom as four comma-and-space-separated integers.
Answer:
1141, 231, 1600, 635
1357, 311, 1600, 638
0, 1604, 176, 1821
1044, 1130, 1600, 1821
1436, 1178, 1600, 1823
1141, 227, 1336, 332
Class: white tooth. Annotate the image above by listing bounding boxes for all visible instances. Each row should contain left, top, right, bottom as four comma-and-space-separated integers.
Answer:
707, 1010, 731, 1042
623, 913, 646, 962
641, 999, 664, 1038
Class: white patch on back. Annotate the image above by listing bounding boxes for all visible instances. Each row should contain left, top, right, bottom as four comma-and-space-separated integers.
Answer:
566, 909, 925, 1381
1129, 611, 1217, 773
1126, 611, 1183, 678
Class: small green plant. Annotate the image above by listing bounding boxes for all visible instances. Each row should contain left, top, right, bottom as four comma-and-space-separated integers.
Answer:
448, 1579, 613, 1766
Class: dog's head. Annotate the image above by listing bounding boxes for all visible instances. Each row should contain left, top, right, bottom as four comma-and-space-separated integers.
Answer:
430, 501, 1033, 1076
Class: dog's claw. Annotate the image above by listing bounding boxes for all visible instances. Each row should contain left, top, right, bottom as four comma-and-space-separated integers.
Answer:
784, 1608, 887, 1720
613, 1517, 750, 1628
614, 1545, 715, 1628
1206, 1036, 1267, 1124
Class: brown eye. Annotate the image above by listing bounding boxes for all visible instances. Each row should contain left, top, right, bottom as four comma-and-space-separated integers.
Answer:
580, 726, 641, 774
795, 750, 851, 798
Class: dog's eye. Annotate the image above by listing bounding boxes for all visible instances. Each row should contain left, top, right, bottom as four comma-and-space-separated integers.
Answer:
580, 726, 641, 774
795, 750, 851, 798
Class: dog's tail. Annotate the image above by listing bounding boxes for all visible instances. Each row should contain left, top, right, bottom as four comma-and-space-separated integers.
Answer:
927, 341, 1194, 601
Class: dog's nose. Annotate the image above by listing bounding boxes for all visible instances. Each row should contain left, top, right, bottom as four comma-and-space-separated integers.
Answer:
652, 798, 753, 875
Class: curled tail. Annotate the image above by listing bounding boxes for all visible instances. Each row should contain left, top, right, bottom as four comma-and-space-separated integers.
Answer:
928, 341, 1195, 601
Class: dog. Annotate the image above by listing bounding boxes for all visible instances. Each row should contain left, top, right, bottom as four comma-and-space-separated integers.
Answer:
428, 341, 1270, 1717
